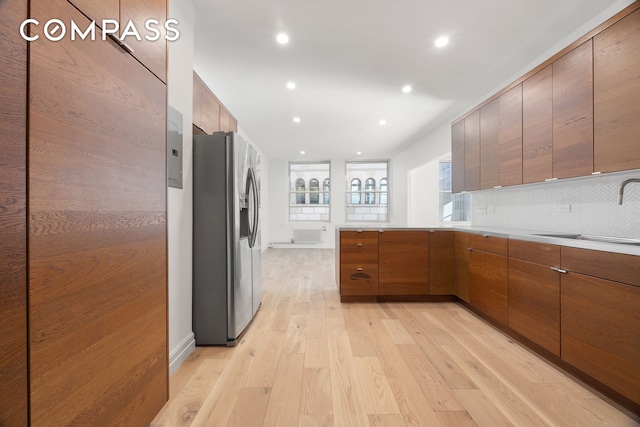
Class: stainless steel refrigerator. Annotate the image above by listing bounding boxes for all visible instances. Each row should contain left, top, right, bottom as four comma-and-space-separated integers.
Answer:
193, 131, 261, 345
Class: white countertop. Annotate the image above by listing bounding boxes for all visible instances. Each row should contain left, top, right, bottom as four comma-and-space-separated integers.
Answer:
336, 225, 640, 256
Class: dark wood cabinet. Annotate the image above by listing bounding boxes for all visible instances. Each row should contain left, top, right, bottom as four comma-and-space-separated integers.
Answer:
498, 85, 523, 187
480, 100, 499, 190
27, 0, 168, 424
193, 72, 238, 134
338, 230, 379, 297
469, 235, 508, 325
594, 8, 640, 173
202, 89, 221, 134
379, 231, 429, 296
429, 231, 454, 295
67, 0, 119, 22
454, 232, 470, 303
464, 111, 481, 192
451, 121, 465, 194
508, 240, 561, 356
552, 40, 594, 179
0, 0, 28, 424
522, 65, 553, 183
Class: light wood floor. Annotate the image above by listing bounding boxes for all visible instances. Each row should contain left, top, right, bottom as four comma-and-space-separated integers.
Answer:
152, 249, 639, 427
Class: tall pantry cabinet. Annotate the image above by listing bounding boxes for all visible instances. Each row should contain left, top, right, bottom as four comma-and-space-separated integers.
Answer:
1, 0, 169, 425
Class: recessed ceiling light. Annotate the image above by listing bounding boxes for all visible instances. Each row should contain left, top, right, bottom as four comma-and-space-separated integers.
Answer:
379, 120, 387, 126
435, 36, 449, 48
293, 117, 301, 123
402, 85, 412, 93
300, 150, 305, 155
357, 151, 362, 155
286, 82, 296, 89
276, 33, 289, 45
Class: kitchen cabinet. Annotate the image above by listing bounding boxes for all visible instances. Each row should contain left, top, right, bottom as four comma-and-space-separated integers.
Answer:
552, 40, 593, 179
508, 239, 561, 356
451, 121, 465, 194
379, 231, 429, 296
498, 85, 523, 187
429, 231, 454, 295
0, 0, 28, 424
469, 234, 508, 325
522, 65, 553, 183
26, 0, 168, 424
68, 0, 167, 82
338, 230, 379, 297
594, 8, 640, 173
480, 100, 499, 190
561, 247, 640, 408
202, 88, 221, 133
454, 232, 470, 303
193, 72, 238, 134
464, 111, 481, 192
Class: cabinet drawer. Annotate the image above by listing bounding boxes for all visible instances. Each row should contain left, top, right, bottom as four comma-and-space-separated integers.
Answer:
340, 231, 379, 264
508, 238, 560, 266
469, 233, 508, 256
561, 246, 640, 287
340, 265, 378, 296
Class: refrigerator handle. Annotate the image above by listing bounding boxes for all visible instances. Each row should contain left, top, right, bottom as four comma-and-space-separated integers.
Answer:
248, 167, 259, 248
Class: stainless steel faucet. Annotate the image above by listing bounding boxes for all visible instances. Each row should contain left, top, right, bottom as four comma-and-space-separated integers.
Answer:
617, 178, 640, 204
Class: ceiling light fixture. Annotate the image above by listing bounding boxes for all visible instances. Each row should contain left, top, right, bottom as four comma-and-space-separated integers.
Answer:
402, 85, 412, 93
357, 151, 362, 155
435, 36, 449, 48
379, 120, 387, 126
276, 33, 289, 45
300, 150, 305, 155
286, 81, 296, 89
293, 117, 301, 123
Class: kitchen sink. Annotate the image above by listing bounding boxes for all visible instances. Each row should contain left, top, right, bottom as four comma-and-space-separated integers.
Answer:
534, 233, 640, 246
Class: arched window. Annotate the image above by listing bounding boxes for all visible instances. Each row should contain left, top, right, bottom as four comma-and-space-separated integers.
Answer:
350, 178, 361, 204
364, 178, 376, 205
323, 178, 330, 204
295, 178, 306, 204
379, 178, 388, 205
309, 178, 320, 204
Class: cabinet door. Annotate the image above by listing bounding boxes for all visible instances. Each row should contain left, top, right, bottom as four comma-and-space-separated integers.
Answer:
508, 259, 560, 356
480, 100, 499, 190
339, 231, 378, 297
202, 90, 220, 134
451, 120, 465, 194
67, 0, 119, 22
553, 40, 593, 179
464, 111, 481, 191
469, 250, 508, 325
220, 107, 231, 132
454, 232, 470, 302
499, 84, 523, 187
562, 273, 640, 406
193, 74, 203, 130
0, 0, 28, 424
429, 231, 454, 295
29, 0, 168, 424
379, 231, 429, 296
594, 9, 640, 173
523, 65, 553, 183
120, 0, 167, 82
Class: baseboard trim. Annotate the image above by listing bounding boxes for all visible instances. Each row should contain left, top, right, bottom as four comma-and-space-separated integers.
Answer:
169, 332, 195, 375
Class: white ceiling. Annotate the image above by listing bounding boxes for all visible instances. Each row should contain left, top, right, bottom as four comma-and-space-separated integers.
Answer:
191, 0, 622, 161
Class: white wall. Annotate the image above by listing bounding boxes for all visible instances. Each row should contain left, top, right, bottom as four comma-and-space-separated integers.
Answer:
167, 0, 195, 374
407, 153, 452, 226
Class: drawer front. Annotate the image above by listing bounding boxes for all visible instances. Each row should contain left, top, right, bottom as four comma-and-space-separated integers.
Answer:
508, 238, 560, 266
561, 246, 640, 287
340, 231, 379, 264
340, 265, 378, 296
469, 233, 508, 256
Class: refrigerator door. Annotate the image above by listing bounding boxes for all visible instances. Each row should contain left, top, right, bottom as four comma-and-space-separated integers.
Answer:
228, 133, 254, 341
250, 148, 262, 315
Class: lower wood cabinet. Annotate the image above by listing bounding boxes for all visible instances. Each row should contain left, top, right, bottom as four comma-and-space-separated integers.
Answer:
508, 240, 561, 356
469, 234, 508, 325
338, 230, 379, 297
378, 230, 429, 296
429, 231, 455, 295
454, 232, 470, 302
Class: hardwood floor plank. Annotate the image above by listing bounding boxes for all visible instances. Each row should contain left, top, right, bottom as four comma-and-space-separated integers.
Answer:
301, 367, 333, 415
299, 414, 335, 427
381, 318, 416, 345
263, 352, 305, 426
368, 414, 408, 427
283, 314, 308, 354
342, 304, 377, 357
226, 387, 271, 427
436, 411, 480, 427
353, 356, 401, 414
243, 330, 285, 388
305, 337, 330, 369
453, 389, 514, 427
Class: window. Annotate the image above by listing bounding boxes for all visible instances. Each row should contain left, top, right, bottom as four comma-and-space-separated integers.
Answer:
289, 162, 331, 221
439, 161, 469, 221
323, 178, 330, 204
364, 178, 375, 204
309, 178, 320, 204
350, 178, 361, 204
346, 161, 388, 222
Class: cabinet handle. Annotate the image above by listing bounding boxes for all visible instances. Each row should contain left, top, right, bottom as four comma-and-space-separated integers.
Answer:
108, 34, 135, 54
356, 267, 363, 271
467, 248, 473, 251
356, 243, 363, 247
550, 267, 567, 274
356, 229, 363, 233
482, 234, 490, 238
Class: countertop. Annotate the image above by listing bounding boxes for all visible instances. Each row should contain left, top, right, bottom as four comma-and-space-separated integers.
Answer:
336, 225, 640, 256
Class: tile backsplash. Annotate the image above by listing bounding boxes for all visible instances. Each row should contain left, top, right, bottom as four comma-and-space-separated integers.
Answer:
471, 170, 640, 238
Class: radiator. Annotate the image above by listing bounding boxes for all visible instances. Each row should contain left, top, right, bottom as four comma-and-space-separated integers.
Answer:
293, 229, 323, 244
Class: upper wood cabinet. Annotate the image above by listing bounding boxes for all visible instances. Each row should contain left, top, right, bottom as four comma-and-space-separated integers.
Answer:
379, 231, 429, 296
480, 100, 499, 190
202, 90, 221, 134
451, 121, 465, 194
594, 8, 640, 173
464, 111, 481, 192
498, 85, 523, 186
522, 65, 553, 183
553, 40, 593, 179
0, 0, 28, 424
193, 72, 238, 134
67, 0, 167, 82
